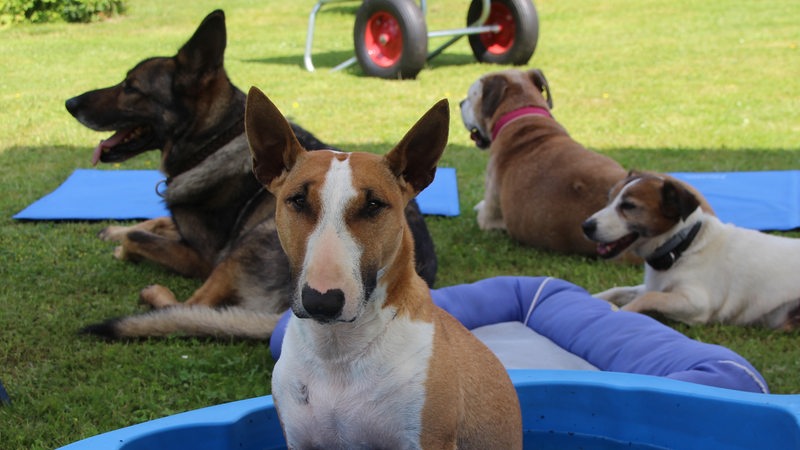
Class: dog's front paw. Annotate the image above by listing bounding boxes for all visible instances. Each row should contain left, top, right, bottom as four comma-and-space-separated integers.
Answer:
594, 286, 640, 307
139, 284, 178, 308
112, 245, 141, 262
476, 204, 505, 231
98, 225, 130, 242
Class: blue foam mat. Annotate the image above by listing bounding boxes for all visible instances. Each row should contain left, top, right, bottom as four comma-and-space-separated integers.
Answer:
14, 170, 170, 220
13, 167, 460, 221
670, 170, 800, 231
14, 169, 799, 229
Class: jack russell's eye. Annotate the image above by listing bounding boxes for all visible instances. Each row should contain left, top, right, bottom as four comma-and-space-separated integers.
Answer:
619, 201, 636, 211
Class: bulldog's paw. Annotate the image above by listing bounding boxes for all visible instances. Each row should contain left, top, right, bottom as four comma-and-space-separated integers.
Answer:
476, 202, 505, 231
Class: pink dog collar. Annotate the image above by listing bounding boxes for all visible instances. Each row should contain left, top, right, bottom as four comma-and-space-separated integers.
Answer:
490, 106, 552, 141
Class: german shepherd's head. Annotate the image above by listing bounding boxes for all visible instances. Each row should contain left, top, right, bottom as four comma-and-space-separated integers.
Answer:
65, 10, 243, 172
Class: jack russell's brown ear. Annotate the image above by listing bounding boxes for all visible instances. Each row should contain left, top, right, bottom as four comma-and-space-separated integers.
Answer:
661, 180, 700, 221
245, 86, 305, 191
385, 99, 449, 195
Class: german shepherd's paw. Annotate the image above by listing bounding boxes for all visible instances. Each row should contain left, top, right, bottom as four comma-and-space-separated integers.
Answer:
112, 244, 143, 263
98, 225, 131, 242
139, 284, 178, 309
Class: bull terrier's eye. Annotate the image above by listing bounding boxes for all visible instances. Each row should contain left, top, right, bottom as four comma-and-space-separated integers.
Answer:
360, 198, 387, 219
287, 193, 307, 212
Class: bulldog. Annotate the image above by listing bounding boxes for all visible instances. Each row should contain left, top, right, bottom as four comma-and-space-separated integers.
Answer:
460, 68, 627, 255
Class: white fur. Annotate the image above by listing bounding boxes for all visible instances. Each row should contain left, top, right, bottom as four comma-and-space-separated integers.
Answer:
584, 179, 642, 244
459, 78, 485, 139
293, 154, 365, 322
593, 189, 800, 328
273, 303, 434, 449
460, 77, 508, 231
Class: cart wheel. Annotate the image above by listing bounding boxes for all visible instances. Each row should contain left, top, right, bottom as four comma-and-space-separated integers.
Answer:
354, 0, 428, 79
467, 0, 539, 65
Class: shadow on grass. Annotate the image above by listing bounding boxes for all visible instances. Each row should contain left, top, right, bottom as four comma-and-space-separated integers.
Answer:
242, 50, 353, 72
5, 143, 800, 169
599, 147, 800, 172
242, 48, 477, 75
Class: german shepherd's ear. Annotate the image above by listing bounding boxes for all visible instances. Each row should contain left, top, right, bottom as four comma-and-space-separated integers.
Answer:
660, 180, 700, 221
385, 99, 449, 196
245, 86, 305, 191
175, 10, 227, 89
528, 69, 553, 109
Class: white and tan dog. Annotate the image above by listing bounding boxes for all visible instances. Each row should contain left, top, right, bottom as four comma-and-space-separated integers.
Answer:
460, 68, 628, 255
245, 88, 522, 449
582, 171, 800, 329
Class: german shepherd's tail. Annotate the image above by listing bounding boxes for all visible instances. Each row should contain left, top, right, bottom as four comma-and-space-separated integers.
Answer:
80, 306, 284, 340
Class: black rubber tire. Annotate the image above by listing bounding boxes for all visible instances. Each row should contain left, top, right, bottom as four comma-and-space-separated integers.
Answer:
354, 0, 428, 79
467, 0, 539, 65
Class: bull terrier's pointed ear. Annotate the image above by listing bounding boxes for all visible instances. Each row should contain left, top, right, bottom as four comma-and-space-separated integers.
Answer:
245, 86, 304, 191
385, 99, 449, 195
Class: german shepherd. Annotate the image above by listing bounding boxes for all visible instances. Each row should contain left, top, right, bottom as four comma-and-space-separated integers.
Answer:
65, 9, 437, 339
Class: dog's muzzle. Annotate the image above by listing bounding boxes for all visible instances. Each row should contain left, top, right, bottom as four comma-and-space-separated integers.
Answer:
300, 285, 345, 321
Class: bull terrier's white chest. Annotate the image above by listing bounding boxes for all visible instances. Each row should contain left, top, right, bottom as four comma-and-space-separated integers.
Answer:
273, 314, 435, 450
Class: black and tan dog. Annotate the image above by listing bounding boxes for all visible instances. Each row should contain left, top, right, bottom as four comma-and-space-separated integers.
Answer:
460, 68, 629, 255
65, 10, 437, 339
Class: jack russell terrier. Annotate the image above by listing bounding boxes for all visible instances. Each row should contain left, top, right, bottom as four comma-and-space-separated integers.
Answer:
583, 171, 800, 329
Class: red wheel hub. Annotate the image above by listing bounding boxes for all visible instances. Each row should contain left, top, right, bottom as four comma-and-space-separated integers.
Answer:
480, 2, 516, 54
364, 12, 403, 68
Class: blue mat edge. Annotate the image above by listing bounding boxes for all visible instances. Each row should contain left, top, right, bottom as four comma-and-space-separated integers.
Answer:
13, 167, 461, 220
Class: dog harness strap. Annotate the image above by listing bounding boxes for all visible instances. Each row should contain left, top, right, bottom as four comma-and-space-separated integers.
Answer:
490, 106, 552, 141
646, 221, 703, 271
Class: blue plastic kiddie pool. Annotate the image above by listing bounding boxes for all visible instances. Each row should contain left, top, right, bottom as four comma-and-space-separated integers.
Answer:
62, 277, 800, 449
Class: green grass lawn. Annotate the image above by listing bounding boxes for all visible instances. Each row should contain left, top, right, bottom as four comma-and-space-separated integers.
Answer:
1, 0, 799, 447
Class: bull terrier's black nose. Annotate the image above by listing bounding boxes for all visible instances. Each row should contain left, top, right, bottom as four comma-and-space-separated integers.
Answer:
301, 285, 345, 321
581, 219, 597, 238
